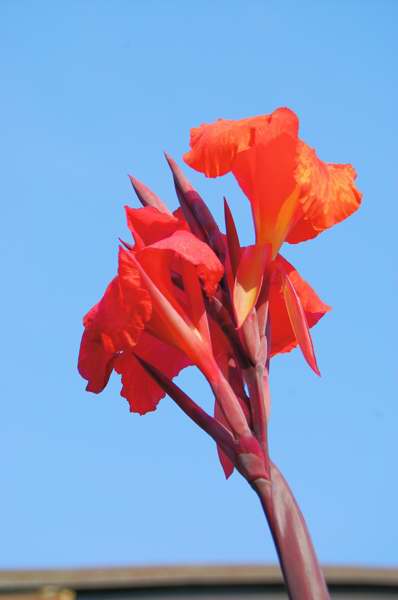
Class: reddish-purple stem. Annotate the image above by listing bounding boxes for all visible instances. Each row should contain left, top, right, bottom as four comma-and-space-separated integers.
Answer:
253, 463, 330, 600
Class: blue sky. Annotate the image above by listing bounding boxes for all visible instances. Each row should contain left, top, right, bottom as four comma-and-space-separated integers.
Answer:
1, 0, 397, 568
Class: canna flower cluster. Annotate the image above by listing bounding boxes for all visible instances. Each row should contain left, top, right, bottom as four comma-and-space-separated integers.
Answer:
78, 107, 360, 473
78, 108, 361, 599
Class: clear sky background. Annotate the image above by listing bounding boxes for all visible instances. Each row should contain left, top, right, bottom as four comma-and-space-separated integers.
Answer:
1, 1, 397, 569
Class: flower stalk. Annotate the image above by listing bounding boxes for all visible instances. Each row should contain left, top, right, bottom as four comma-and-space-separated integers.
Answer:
253, 465, 330, 600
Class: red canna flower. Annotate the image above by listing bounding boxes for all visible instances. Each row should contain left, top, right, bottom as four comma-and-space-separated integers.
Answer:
184, 108, 361, 246
183, 108, 361, 327
79, 202, 250, 437
78, 213, 225, 413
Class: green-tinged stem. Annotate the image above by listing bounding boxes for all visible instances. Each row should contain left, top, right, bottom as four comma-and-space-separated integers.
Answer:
252, 463, 330, 600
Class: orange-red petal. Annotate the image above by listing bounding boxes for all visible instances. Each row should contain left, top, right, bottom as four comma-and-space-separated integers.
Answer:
78, 325, 115, 393
287, 141, 362, 243
269, 255, 331, 356
82, 271, 151, 355
114, 332, 191, 415
125, 205, 187, 246
232, 133, 299, 250
184, 107, 299, 177
78, 257, 152, 393
138, 230, 224, 296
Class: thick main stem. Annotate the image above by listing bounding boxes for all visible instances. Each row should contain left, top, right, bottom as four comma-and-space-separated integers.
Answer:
252, 463, 330, 600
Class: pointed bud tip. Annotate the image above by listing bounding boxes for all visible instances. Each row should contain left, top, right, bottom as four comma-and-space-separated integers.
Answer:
128, 174, 139, 188
163, 151, 175, 168
128, 174, 146, 193
223, 197, 230, 216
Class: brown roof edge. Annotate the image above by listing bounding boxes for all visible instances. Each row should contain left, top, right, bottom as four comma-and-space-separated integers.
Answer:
0, 564, 398, 591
